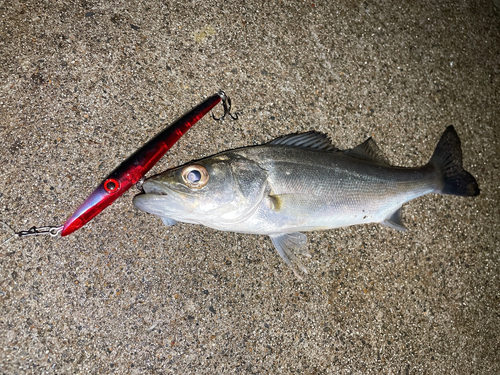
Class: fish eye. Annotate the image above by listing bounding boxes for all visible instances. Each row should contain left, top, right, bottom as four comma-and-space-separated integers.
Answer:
181, 165, 209, 188
187, 169, 201, 183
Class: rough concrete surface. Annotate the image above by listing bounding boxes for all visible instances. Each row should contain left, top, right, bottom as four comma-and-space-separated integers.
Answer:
1, 0, 499, 373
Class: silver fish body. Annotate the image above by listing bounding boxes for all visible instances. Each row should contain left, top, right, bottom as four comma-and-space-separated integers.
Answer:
133, 127, 479, 275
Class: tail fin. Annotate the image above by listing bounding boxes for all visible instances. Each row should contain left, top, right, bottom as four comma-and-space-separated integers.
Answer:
429, 126, 480, 196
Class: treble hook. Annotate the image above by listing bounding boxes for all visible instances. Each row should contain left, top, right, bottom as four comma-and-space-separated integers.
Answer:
1, 221, 62, 246
212, 91, 240, 121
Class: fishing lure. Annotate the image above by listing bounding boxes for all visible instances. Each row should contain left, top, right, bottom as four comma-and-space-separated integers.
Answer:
2, 91, 237, 243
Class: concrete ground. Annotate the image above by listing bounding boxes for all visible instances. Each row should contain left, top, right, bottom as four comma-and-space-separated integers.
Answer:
1, 0, 499, 373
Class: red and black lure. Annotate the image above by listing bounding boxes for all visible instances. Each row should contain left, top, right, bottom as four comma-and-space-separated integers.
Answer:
2, 91, 237, 243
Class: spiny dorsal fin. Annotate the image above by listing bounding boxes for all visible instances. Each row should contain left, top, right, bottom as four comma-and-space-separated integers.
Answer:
344, 137, 390, 165
268, 131, 338, 151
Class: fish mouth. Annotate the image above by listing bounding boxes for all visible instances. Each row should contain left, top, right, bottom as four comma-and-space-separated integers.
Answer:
133, 192, 172, 217
142, 179, 171, 195
133, 179, 188, 217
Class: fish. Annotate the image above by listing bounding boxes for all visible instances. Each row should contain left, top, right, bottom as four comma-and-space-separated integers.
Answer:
133, 126, 479, 276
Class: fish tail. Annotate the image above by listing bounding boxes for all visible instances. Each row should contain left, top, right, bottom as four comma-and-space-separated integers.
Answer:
428, 126, 480, 196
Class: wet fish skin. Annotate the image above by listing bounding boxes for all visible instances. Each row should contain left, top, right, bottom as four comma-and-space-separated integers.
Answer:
133, 126, 479, 276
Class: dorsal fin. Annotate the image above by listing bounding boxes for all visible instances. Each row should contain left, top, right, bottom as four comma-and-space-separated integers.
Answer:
344, 137, 390, 165
268, 131, 338, 151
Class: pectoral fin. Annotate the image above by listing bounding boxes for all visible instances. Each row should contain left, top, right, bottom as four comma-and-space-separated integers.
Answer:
381, 207, 407, 232
269, 232, 310, 278
160, 217, 177, 226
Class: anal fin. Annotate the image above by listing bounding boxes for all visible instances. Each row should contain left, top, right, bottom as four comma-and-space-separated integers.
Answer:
269, 232, 310, 279
160, 217, 177, 227
381, 207, 407, 232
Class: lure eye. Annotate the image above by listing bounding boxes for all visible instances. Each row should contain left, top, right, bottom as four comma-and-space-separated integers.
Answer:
181, 165, 209, 188
104, 178, 120, 193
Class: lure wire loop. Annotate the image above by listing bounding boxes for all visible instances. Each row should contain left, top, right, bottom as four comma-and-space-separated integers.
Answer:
1, 220, 62, 246
212, 91, 240, 121
16, 225, 63, 238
